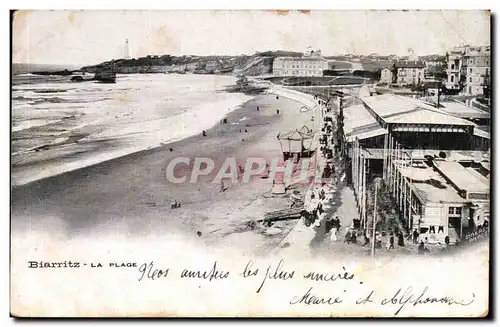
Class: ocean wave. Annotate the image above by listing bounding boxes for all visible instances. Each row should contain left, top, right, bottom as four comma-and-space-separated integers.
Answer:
11, 136, 71, 157
11, 74, 242, 186
32, 89, 68, 94
12, 119, 65, 133
12, 113, 83, 133
12, 96, 31, 101
12, 95, 110, 104
12, 95, 251, 186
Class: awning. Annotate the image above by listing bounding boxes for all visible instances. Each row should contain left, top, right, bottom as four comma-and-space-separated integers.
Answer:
480, 162, 490, 171
473, 128, 490, 139
398, 167, 432, 181
346, 127, 387, 142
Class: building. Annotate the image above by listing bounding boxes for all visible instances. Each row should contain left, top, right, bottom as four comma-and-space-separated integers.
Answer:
389, 156, 490, 244
272, 48, 328, 77
422, 55, 446, 67
445, 45, 490, 96
343, 94, 489, 153
379, 68, 393, 84
431, 100, 490, 128
462, 51, 490, 96
341, 94, 490, 235
393, 60, 426, 85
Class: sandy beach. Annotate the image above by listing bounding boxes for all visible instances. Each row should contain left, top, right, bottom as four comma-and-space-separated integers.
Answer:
11, 92, 316, 255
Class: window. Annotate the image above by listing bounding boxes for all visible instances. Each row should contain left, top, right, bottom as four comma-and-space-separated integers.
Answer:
469, 77, 472, 83
451, 64, 455, 70
485, 68, 489, 75
450, 75, 454, 82
449, 207, 462, 216
470, 68, 472, 74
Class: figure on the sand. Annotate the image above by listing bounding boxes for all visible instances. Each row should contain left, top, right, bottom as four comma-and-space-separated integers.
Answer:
171, 200, 181, 209
418, 241, 429, 255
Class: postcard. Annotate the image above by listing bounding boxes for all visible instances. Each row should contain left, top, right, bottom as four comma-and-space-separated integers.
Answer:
10, 9, 490, 317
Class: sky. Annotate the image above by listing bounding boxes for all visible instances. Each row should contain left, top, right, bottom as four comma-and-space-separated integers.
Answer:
12, 10, 491, 65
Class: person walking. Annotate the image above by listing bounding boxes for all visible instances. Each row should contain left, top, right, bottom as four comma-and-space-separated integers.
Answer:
386, 233, 395, 250
344, 228, 352, 244
418, 241, 427, 255
375, 232, 382, 249
397, 231, 405, 247
413, 229, 419, 244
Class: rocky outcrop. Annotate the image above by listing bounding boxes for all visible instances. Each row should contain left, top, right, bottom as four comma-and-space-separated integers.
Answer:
80, 51, 293, 76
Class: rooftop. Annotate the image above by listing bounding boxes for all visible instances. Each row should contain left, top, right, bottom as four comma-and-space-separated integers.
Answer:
394, 60, 426, 69
438, 101, 490, 119
433, 161, 489, 194
274, 57, 326, 62
361, 94, 478, 127
398, 162, 468, 204
343, 104, 387, 141
359, 148, 489, 162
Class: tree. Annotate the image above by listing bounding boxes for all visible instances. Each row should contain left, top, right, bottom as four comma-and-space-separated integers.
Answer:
365, 180, 402, 233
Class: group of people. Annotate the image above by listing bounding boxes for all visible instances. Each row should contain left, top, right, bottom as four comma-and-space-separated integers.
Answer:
373, 229, 406, 250
346, 228, 371, 246
171, 200, 181, 209
301, 187, 328, 228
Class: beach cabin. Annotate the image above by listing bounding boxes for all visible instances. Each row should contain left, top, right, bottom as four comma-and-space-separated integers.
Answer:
277, 127, 316, 163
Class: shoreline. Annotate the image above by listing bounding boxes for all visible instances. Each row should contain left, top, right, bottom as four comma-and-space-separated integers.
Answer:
12, 92, 316, 255
11, 76, 252, 187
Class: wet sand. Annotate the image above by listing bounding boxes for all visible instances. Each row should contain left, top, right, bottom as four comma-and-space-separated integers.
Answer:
11, 93, 315, 254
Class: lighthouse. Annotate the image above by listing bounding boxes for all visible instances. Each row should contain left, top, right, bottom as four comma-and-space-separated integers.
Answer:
124, 39, 131, 59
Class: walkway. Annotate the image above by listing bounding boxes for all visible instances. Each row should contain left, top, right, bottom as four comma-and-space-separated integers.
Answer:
267, 85, 317, 109
274, 181, 339, 258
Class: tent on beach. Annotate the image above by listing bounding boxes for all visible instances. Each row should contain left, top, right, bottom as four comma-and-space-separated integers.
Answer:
277, 127, 316, 162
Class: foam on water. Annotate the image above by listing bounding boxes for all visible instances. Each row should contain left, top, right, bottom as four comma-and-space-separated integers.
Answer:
11, 74, 253, 186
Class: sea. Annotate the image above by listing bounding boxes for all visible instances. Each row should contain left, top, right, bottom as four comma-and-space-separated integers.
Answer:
11, 68, 252, 186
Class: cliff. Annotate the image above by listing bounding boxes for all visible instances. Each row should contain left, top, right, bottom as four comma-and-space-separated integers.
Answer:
80, 51, 302, 76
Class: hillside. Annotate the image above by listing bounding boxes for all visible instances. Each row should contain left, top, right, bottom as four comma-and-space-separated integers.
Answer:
12, 63, 81, 75
80, 51, 301, 76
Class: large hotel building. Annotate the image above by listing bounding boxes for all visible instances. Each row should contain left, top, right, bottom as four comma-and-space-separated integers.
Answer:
272, 48, 328, 77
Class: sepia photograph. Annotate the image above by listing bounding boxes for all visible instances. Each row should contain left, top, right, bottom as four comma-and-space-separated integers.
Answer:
9, 8, 491, 317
